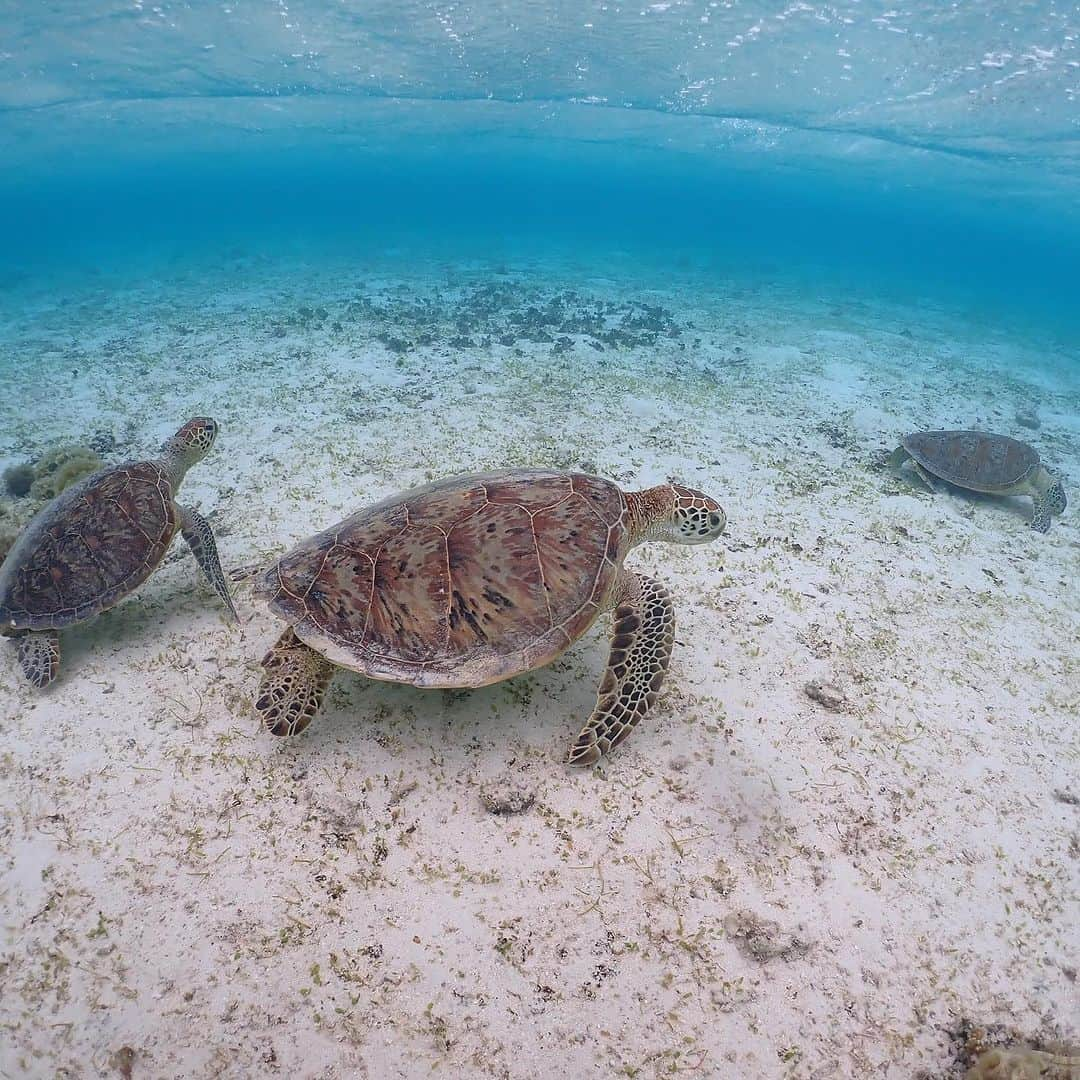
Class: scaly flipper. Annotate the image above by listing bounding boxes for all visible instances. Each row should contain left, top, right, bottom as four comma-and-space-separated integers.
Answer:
568, 571, 675, 766
886, 445, 911, 473
17, 630, 61, 688
256, 627, 336, 736
911, 463, 939, 492
1030, 494, 1052, 533
179, 504, 238, 621
888, 446, 937, 493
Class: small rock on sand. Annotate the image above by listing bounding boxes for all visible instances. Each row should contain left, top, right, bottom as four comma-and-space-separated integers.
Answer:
804, 679, 847, 711
479, 776, 536, 815
723, 909, 813, 963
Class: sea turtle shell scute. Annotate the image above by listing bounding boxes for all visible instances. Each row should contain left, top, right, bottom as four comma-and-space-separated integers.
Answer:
0, 462, 178, 631
259, 470, 630, 687
903, 430, 1039, 494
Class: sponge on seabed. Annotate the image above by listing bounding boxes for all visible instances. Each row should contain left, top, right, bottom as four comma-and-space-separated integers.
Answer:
0, 521, 17, 564
2, 462, 34, 498
0, 446, 105, 563
27, 446, 104, 501
0, 496, 24, 563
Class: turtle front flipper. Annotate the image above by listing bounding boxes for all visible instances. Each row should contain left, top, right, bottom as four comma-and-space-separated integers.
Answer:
256, 628, 336, 736
887, 445, 911, 473
1028, 468, 1066, 533
179, 505, 238, 621
889, 446, 938, 492
568, 572, 675, 766
17, 631, 61, 688
1030, 494, 1053, 533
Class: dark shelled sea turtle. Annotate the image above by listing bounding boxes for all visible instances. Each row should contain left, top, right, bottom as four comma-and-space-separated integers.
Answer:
0, 418, 237, 687
253, 469, 726, 765
889, 430, 1066, 532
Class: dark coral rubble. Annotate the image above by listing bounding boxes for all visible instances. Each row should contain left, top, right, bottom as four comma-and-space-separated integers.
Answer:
266, 280, 685, 356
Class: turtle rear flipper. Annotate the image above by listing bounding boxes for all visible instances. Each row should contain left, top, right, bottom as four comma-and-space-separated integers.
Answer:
568, 571, 675, 766
257, 628, 335, 736
17, 631, 61, 688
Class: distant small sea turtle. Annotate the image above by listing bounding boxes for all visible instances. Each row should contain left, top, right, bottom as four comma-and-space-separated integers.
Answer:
253, 470, 726, 765
0, 418, 237, 687
889, 430, 1066, 533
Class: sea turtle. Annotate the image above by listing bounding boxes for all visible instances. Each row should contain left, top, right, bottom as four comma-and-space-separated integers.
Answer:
253, 470, 726, 765
889, 430, 1066, 533
0, 417, 237, 687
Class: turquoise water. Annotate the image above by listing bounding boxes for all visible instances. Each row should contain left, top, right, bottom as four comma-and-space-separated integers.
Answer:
3, 6, 1080, 1076
3, 146, 1079, 338
2, 2, 1079, 336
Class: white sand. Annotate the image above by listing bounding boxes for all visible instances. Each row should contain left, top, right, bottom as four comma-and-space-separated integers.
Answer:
1, 256, 1077, 1078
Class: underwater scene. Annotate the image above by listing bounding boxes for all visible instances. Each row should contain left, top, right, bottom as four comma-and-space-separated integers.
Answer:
1, 2, 1078, 1078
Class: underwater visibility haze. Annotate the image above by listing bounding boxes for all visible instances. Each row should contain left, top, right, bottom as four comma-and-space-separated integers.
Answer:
2, 0, 1079, 328
1, 2, 1078, 1078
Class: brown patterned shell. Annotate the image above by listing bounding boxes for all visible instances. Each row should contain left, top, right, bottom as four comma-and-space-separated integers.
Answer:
903, 430, 1040, 494
0, 462, 179, 631
256, 470, 631, 688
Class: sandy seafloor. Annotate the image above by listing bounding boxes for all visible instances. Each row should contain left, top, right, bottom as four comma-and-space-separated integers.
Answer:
0, 252, 1077, 1079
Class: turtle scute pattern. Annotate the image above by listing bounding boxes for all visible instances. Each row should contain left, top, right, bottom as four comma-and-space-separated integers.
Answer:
907, 431, 1037, 491
2, 462, 177, 630
262, 471, 628, 675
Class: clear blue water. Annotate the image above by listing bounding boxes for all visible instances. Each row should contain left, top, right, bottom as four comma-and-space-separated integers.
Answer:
2, 1, 1078, 336
3, 8, 1080, 1074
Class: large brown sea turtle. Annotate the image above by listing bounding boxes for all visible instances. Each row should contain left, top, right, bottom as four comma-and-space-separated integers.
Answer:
253, 470, 726, 765
889, 430, 1066, 532
0, 418, 237, 687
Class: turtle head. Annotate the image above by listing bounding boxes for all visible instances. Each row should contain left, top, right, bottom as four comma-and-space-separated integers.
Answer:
634, 483, 726, 546
160, 417, 219, 481
669, 484, 727, 544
